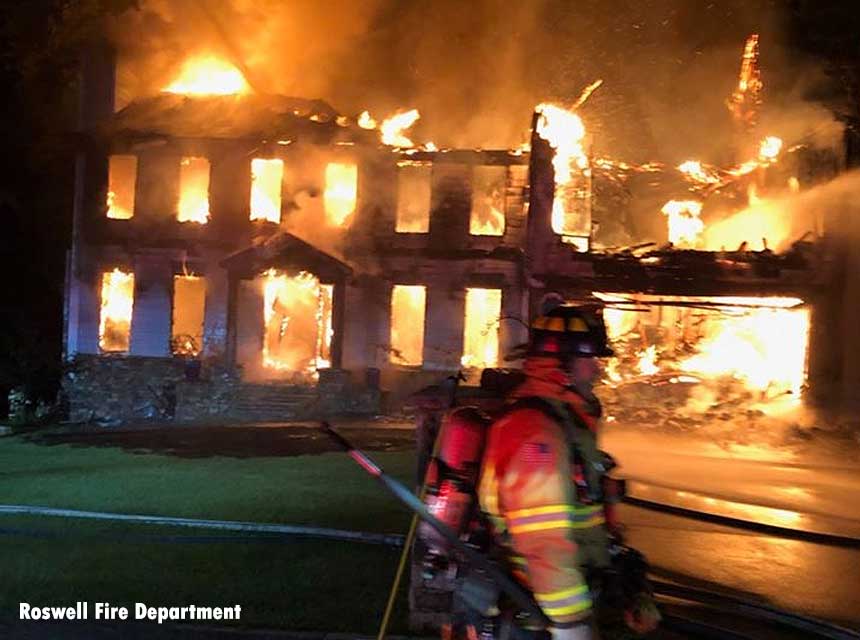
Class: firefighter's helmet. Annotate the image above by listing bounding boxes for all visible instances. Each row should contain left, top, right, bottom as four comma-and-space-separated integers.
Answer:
529, 304, 615, 358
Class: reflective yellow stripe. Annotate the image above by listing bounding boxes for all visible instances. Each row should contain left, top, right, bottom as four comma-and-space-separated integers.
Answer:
507, 504, 574, 519
509, 519, 573, 534
543, 600, 592, 617
535, 585, 588, 601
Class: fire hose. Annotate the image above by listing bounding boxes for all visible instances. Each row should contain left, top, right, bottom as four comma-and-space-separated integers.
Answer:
320, 421, 553, 630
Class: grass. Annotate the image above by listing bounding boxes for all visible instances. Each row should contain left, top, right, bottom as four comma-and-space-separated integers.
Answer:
0, 434, 419, 632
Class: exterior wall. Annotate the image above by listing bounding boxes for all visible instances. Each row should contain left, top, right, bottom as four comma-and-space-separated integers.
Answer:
129, 253, 172, 357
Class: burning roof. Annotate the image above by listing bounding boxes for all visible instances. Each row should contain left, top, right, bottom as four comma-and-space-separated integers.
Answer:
100, 93, 375, 142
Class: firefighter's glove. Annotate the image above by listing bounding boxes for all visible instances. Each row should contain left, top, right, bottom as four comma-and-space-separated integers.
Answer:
623, 593, 661, 635
550, 621, 595, 640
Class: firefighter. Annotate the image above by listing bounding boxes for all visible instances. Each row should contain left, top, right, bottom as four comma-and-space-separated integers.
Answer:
475, 303, 655, 639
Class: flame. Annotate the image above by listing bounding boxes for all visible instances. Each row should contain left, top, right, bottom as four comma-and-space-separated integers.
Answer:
171, 275, 206, 357
262, 270, 332, 374
324, 162, 357, 226
163, 57, 249, 96
599, 293, 809, 398
637, 345, 659, 376
470, 166, 506, 236
461, 288, 501, 369
177, 157, 210, 223
534, 103, 591, 243
250, 158, 284, 223
381, 109, 420, 147
661, 200, 704, 247
759, 136, 783, 161
727, 34, 762, 128
99, 269, 135, 352
396, 161, 432, 233
358, 110, 377, 130
678, 160, 720, 185
106, 155, 137, 220
390, 285, 426, 365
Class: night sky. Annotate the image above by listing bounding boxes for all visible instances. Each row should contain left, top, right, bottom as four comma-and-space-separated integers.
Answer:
0, 0, 858, 414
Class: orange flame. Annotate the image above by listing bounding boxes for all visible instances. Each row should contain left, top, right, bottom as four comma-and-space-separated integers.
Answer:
99, 269, 135, 352
678, 160, 720, 185
324, 162, 357, 226
535, 103, 591, 243
358, 110, 377, 130
390, 285, 426, 365
250, 158, 283, 223
177, 157, 210, 223
164, 57, 249, 96
262, 270, 332, 374
461, 288, 501, 369
106, 155, 137, 220
381, 109, 420, 147
661, 200, 704, 247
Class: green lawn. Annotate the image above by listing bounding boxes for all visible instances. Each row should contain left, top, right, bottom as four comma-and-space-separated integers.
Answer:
0, 434, 419, 633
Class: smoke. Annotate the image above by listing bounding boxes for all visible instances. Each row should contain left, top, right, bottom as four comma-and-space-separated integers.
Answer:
110, 0, 841, 155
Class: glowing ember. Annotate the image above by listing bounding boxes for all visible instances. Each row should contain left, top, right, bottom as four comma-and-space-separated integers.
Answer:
99, 269, 134, 352
250, 158, 284, 223
177, 157, 210, 223
324, 162, 357, 226
461, 288, 501, 369
661, 200, 704, 247
381, 109, 420, 147
678, 160, 720, 185
390, 285, 426, 365
106, 155, 137, 220
358, 110, 377, 130
163, 57, 249, 96
470, 166, 506, 236
396, 161, 432, 233
759, 136, 783, 161
262, 270, 332, 374
171, 275, 206, 356
535, 103, 591, 245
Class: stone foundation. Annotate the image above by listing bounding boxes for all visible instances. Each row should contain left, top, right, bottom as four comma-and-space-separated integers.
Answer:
62, 355, 380, 424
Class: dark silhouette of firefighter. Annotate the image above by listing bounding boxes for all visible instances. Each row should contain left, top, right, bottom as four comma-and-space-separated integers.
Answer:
420, 304, 659, 639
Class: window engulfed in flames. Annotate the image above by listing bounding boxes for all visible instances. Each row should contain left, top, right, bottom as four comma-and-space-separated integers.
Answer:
177, 157, 211, 224
390, 285, 426, 366
324, 163, 358, 227
470, 166, 506, 236
171, 275, 206, 357
99, 269, 135, 352
599, 293, 810, 399
107, 155, 137, 220
250, 158, 284, 223
262, 270, 333, 376
396, 162, 431, 233
461, 288, 502, 369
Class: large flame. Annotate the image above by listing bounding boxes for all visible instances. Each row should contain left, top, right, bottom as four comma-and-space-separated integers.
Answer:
662, 200, 704, 247
677, 160, 720, 186
381, 109, 420, 147
250, 158, 284, 223
727, 34, 762, 128
758, 136, 783, 162
535, 103, 591, 244
99, 269, 135, 352
106, 155, 137, 220
163, 57, 249, 96
396, 161, 432, 233
177, 157, 210, 224
598, 293, 809, 398
461, 288, 502, 369
324, 162, 357, 226
357, 110, 377, 130
262, 270, 332, 375
390, 285, 426, 365
470, 166, 506, 236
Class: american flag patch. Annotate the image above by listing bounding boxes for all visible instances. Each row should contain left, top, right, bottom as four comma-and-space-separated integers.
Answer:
522, 442, 553, 466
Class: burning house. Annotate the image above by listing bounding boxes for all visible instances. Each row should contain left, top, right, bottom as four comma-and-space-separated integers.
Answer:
63, 34, 853, 425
